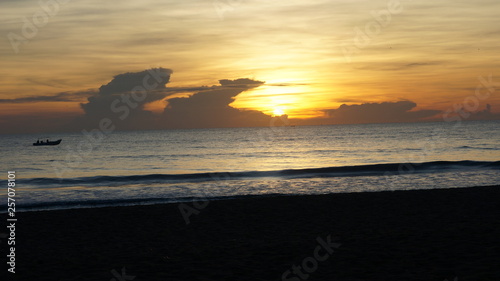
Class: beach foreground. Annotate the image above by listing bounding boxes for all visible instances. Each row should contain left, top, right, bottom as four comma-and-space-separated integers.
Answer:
6, 185, 500, 281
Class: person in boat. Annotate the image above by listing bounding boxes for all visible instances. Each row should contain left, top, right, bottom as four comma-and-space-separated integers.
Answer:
36, 140, 40, 144
46, 139, 49, 143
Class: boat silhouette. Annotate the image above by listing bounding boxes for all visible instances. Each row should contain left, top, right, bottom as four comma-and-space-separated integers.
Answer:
33, 139, 62, 146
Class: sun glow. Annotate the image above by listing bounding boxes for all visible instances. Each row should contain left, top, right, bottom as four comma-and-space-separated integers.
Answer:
230, 80, 330, 119
272, 107, 285, 116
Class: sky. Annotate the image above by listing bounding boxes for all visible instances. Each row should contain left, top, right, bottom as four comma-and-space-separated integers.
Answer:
1, 0, 499, 134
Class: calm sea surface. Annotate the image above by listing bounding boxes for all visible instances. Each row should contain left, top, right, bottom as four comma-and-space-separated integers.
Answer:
1, 120, 499, 211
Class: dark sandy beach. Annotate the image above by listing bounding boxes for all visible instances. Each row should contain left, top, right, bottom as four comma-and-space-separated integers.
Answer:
5, 185, 500, 281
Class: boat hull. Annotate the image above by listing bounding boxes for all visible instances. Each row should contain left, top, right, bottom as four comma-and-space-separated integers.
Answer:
33, 139, 62, 146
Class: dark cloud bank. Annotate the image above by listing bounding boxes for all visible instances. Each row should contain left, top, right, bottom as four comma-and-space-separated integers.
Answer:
70, 68, 173, 131
322, 101, 441, 124
2, 68, 499, 134
67, 69, 279, 131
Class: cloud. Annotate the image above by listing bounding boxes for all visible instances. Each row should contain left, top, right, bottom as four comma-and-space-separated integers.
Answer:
0, 91, 95, 104
161, 78, 281, 129
353, 61, 443, 72
68, 68, 173, 131
319, 101, 441, 124
98, 68, 171, 95
0, 68, 174, 105
404, 62, 436, 68
465, 104, 500, 121
67, 71, 281, 131
218, 78, 265, 88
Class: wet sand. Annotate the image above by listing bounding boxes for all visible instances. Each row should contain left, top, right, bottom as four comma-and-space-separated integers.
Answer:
6, 185, 500, 281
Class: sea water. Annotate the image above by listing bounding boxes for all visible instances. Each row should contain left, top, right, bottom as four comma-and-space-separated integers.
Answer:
0, 120, 499, 211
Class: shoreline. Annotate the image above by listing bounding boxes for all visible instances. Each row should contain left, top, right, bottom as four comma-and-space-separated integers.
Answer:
12, 181, 500, 213
4, 185, 500, 280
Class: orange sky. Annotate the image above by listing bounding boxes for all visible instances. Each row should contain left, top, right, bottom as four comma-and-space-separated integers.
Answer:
1, 0, 499, 134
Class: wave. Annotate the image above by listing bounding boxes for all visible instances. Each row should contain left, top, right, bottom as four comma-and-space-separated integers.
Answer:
457, 146, 499, 150
21, 160, 500, 188
15, 194, 286, 212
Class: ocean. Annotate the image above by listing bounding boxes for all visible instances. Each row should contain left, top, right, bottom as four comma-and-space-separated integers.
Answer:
1, 120, 499, 211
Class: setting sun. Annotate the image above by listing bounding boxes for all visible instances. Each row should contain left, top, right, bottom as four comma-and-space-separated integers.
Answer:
229, 82, 328, 119
273, 108, 285, 116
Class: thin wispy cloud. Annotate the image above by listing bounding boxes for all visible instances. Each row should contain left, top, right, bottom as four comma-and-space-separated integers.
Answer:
0, 91, 95, 104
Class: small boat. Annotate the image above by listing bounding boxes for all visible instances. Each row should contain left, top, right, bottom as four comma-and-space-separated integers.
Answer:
33, 139, 62, 146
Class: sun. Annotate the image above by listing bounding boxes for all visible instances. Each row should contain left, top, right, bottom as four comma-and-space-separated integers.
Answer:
272, 107, 285, 116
